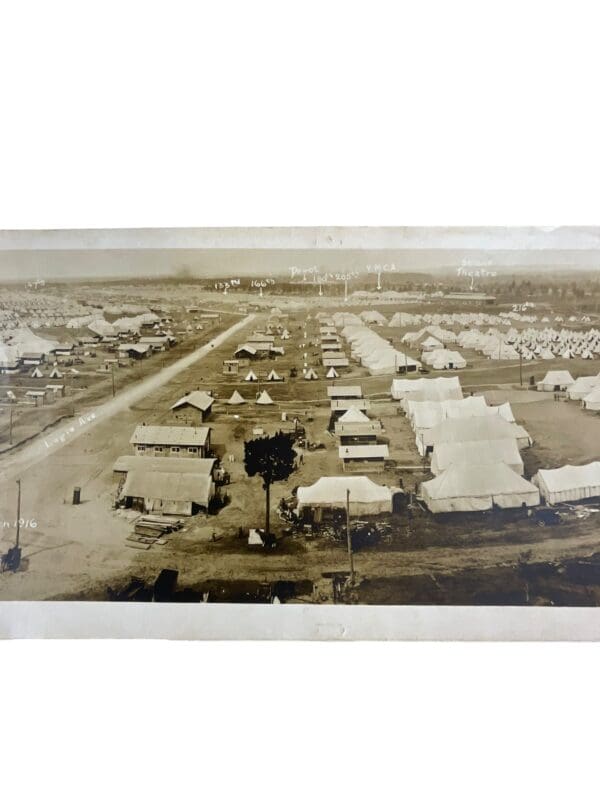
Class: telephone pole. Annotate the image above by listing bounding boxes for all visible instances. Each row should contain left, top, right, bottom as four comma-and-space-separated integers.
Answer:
15, 479, 21, 549
9, 407, 13, 445
111, 365, 116, 397
346, 489, 355, 586
519, 350, 523, 386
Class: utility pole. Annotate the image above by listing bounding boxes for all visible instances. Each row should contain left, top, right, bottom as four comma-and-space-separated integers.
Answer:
519, 350, 523, 387
15, 479, 21, 549
9, 407, 13, 445
111, 365, 116, 397
346, 489, 355, 586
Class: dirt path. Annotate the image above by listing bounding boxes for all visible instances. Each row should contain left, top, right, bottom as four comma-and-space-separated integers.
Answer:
0, 315, 255, 483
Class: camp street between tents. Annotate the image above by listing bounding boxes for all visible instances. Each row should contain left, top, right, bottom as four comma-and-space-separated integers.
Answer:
0, 315, 255, 483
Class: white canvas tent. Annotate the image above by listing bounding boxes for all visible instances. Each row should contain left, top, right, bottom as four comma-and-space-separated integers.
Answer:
256, 390, 274, 405
566, 375, 600, 400
425, 350, 467, 370
420, 463, 540, 513
532, 462, 600, 504
582, 386, 600, 411
420, 336, 443, 352
326, 367, 339, 379
420, 416, 532, 456
31, 366, 44, 378
304, 368, 318, 380
244, 370, 258, 382
539, 348, 555, 360
227, 390, 246, 405
391, 376, 462, 402
297, 476, 393, 516
537, 370, 574, 391
408, 396, 488, 436
49, 365, 63, 379
266, 369, 283, 382
430, 438, 524, 476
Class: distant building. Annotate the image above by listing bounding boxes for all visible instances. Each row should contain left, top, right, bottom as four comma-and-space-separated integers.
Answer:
170, 391, 215, 423
338, 444, 389, 470
444, 292, 496, 304
117, 343, 151, 360
25, 389, 47, 406
0, 359, 21, 374
21, 352, 45, 365
223, 359, 239, 375
118, 470, 215, 515
139, 335, 172, 351
130, 425, 211, 458
327, 385, 363, 400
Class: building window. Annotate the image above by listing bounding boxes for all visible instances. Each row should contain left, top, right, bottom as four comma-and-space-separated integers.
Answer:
171, 447, 180, 453
155, 446, 163, 453
188, 447, 197, 454
137, 445, 146, 452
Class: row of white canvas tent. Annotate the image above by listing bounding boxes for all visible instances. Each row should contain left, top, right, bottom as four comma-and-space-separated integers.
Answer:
396, 323, 600, 363
30, 365, 64, 379
389, 311, 592, 328
390, 375, 542, 512
338, 325, 421, 376
391, 374, 600, 510
226, 389, 275, 405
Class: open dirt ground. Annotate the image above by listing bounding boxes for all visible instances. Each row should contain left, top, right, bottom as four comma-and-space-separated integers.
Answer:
1, 296, 600, 603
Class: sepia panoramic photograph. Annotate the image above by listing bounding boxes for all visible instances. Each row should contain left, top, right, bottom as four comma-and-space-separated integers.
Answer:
0, 226, 598, 608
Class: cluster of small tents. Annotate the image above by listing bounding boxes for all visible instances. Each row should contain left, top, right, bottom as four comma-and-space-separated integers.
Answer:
388, 310, 592, 328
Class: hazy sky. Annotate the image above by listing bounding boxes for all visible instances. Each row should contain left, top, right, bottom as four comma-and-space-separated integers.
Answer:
0, 227, 599, 280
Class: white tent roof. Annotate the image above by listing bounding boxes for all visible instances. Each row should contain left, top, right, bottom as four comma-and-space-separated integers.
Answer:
430, 438, 524, 476
256, 390, 274, 405
244, 370, 258, 381
583, 386, 600, 409
421, 463, 539, 512
297, 476, 393, 515
391, 376, 462, 401
424, 416, 531, 450
538, 370, 575, 387
227, 390, 246, 405
407, 396, 487, 430
533, 462, 600, 504
326, 367, 339, 378
567, 376, 600, 399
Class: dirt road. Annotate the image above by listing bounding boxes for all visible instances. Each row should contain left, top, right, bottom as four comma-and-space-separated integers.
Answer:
0, 314, 254, 483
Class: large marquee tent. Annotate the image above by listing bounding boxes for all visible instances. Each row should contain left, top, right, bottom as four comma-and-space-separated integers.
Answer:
420, 464, 540, 513
532, 462, 600, 505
